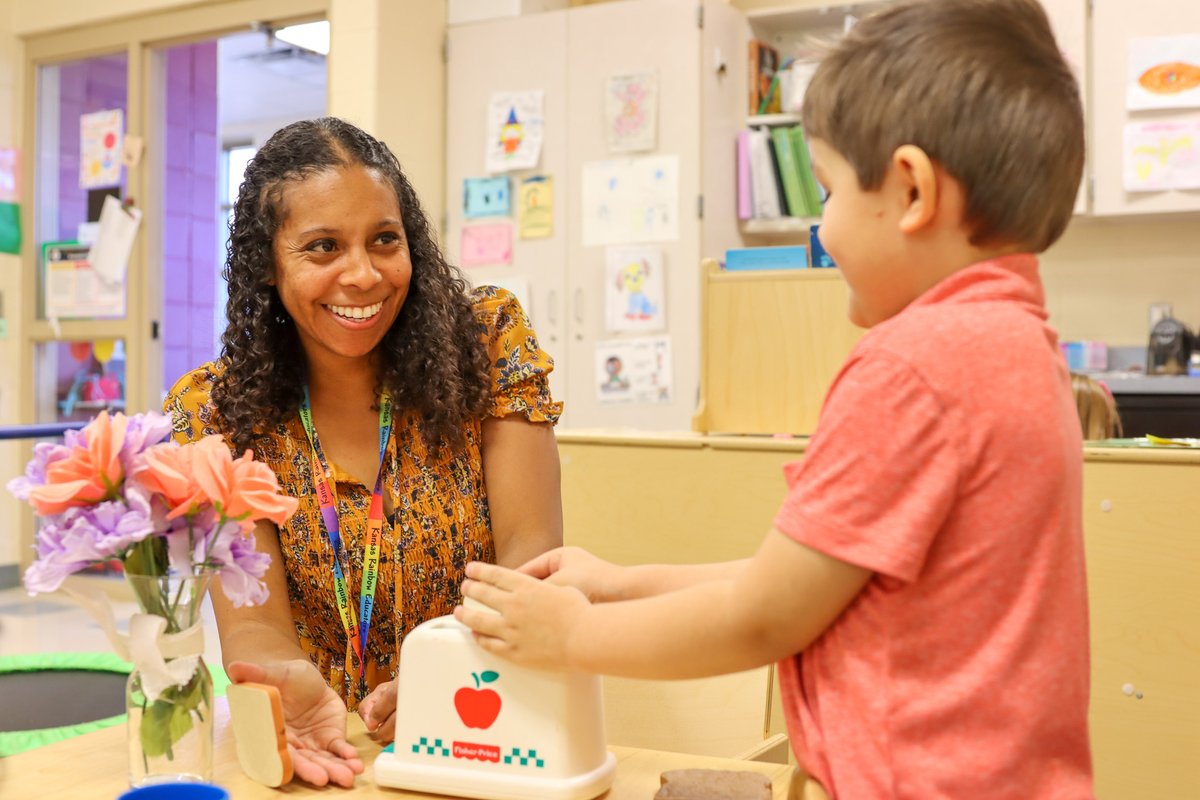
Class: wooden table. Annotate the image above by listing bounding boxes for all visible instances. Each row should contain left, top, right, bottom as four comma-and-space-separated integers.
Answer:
0, 699, 794, 799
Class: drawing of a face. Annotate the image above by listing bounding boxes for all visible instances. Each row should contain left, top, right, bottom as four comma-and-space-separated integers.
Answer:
500, 108, 524, 155
618, 260, 648, 292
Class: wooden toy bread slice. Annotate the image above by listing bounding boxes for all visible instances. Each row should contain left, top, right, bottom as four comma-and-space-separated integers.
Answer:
227, 681, 293, 787
655, 768, 772, 799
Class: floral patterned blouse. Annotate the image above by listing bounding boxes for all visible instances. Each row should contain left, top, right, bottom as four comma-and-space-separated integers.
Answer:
165, 287, 562, 706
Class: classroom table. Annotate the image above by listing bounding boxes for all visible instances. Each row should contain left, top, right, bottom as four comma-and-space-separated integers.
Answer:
0, 698, 795, 799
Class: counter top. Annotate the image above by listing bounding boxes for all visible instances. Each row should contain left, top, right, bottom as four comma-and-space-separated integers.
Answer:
1089, 373, 1200, 395
1, 699, 795, 799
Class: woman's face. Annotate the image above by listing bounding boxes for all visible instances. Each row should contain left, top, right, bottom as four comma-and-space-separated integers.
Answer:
271, 163, 412, 367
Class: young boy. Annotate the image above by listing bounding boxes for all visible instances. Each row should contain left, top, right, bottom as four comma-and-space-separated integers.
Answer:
457, 0, 1093, 796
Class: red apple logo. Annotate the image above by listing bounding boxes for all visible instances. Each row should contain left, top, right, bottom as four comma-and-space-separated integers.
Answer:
454, 671, 501, 729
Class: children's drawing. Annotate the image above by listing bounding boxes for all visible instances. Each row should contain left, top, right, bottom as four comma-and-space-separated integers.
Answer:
594, 336, 672, 405
581, 155, 679, 246
1128, 36, 1200, 111
517, 176, 553, 239
464, 176, 510, 218
1123, 121, 1200, 192
485, 91, 545, 173
460, 222, 513, 267
605, 71, 658, 153
80, 109, 123, 189
606, 246, 665, 333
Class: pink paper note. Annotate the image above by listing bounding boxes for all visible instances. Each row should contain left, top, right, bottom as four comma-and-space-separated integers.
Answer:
461, 222, 513, 267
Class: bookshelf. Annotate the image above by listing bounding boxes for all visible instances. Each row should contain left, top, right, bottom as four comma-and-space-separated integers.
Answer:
746, 113, 802, 128
740, 217, 817, 235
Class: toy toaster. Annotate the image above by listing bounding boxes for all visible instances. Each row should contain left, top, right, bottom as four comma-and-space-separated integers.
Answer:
374, 613, 617, 800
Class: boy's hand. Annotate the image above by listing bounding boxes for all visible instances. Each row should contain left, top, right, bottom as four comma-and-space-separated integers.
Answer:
456, 561, 590, 671
519, 546, 624, 602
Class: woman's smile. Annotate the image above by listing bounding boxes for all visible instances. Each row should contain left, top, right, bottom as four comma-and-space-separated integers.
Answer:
327, 301, 386, 323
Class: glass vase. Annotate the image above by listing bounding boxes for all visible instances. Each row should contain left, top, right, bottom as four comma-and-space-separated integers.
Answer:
124, 571, 214, 787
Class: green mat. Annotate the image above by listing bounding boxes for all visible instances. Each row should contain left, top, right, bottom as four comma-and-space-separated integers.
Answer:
0, 652, 229, 757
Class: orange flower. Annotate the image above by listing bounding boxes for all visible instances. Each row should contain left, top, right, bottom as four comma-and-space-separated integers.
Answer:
190, 435, 298, 527
28, 411, 127, 515
134, 442, 207, 519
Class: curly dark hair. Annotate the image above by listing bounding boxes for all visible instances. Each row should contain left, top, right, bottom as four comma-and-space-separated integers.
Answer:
212, 117, 492, 453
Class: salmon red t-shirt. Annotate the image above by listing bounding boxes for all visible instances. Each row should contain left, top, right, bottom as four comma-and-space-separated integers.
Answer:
774, 255, 1093, 799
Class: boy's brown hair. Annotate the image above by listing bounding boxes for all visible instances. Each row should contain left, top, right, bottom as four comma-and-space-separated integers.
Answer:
802, 0, 1083, 253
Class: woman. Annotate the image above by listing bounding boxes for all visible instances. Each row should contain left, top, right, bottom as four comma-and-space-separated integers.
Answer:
166, 117, 563, 786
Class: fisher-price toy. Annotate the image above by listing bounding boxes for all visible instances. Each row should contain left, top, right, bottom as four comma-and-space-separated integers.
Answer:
374, 613, 616, 800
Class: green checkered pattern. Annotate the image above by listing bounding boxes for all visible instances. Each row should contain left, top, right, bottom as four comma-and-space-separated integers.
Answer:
503, 747, 545, 768
411, 737, 450, 757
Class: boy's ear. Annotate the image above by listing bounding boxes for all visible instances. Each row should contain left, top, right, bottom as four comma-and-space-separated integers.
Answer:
891, 145, 938, 234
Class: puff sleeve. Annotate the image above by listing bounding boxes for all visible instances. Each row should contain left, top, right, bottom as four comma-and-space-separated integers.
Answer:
470, 286, 564, 424
163, 363, 226, 445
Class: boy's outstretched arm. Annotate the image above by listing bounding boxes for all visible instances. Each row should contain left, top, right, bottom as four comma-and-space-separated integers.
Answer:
456, 529, 871, 679
520, 545, 750, 603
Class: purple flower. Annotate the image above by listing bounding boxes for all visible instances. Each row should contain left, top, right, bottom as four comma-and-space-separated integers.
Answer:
120, 412, 173, 470
6, 440, 73, 501
21, 488, 156, 594
161, 513, 269, 607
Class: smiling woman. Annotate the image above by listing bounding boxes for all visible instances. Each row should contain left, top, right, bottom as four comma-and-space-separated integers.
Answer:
161, 117, 565, 788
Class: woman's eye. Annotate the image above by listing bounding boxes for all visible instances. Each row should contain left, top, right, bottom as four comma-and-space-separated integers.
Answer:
375, 232, 402, 246
306, 239, 336, 253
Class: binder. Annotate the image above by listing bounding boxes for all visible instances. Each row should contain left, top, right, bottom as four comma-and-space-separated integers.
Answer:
770, 127, 805, 217
788, 126, 824, 217
737, 130, 753, 220
747, 128, 782, 218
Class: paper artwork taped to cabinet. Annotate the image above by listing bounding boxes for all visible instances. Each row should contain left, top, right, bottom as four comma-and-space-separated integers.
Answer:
464, 176, 511, 218
485, 91, 545, 173
461, 221, 513, 267
1127, 36, 1200, 111
80, 109, 123, 189
605, 246, 665, 333
1123, 120, 1200, 192
605, 71, 658, 153
581, 155, 679, 246
595, 335, 672, 405
517, 176, 553, 239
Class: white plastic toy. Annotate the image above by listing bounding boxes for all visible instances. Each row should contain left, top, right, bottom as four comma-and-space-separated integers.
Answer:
374, 613, 616, 800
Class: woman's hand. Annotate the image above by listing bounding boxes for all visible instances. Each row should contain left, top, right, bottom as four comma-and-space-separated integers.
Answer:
519, 546, 626, 602
227, 660, 364, 788
358, 678, 398, 743
456, 561, 591, 671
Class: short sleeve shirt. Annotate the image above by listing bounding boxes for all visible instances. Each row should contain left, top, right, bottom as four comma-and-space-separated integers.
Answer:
165, 287, 561, 706
773, 255, 1093, 798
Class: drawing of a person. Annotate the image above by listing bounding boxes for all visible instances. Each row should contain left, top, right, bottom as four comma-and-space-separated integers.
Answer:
617, 259, 657, 320
602, 356, 630, 392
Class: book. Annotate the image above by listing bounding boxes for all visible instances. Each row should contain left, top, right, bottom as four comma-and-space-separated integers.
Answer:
748, 40, 781, 116
770, 127, 805, 217
725, 245, 808, 271
788, 126, 824, 217
737, 130, 753, 220
747, 128, 782, 218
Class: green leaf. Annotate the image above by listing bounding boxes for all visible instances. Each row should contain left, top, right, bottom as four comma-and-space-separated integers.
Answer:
480, 671, 499, 684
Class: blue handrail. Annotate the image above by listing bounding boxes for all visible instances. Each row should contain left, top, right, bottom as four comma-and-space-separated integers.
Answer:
0, 422, 88, 441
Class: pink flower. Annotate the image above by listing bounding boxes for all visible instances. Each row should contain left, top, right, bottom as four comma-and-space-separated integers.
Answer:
134, 442, 207, 519
190, 436, 298, 527
28, 411, 128, 515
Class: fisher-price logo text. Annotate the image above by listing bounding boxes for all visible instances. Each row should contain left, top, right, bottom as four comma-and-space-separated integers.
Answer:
453, 741, 500, 762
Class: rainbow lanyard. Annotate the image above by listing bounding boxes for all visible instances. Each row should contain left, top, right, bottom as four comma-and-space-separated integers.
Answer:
298, 387, 392, 689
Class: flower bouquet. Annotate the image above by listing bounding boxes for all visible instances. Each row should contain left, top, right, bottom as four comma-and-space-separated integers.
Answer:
7, 410, 298, 786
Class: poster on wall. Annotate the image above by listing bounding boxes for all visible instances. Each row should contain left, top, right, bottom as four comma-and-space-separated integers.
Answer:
605, 246, 665, 333
581, 155, 679, 246
485, 90, 545, 173
42, 241, 126, 320
1123, 120, 1200, 192
594, 335, 672, 405
1127, 36, 1200, 111
80, 109, 124, 189
517, 176, 553, 239
461, 221, 513, 267
0, 147, 19, 255
605, 71, 658, 153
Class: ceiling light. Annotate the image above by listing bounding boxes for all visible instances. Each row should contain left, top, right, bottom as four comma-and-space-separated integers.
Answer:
274, 21, 329, 56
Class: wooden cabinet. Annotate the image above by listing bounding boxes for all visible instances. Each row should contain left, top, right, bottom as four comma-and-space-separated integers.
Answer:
445, 0, 746, 430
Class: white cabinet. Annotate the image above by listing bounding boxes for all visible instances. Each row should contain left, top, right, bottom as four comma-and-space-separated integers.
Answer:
1090, 0, 1200, 216
445, 0, 744, 430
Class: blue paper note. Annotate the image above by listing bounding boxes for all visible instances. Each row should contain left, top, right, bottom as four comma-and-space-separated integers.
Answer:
464, 176, 511, 218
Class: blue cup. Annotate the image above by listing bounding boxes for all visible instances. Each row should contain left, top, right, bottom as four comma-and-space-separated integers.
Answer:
118, 783, 229, 800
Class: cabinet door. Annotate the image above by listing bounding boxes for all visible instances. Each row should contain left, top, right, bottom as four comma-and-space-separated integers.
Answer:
1091, 0, 1200, 215
445, 12, 570, 403
1040, 0, 1088, 215
563, 0, 704, 430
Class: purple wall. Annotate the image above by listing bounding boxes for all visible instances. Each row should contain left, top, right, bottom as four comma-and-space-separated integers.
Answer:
162, 41, 220, 392
57, 54, 128, 241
